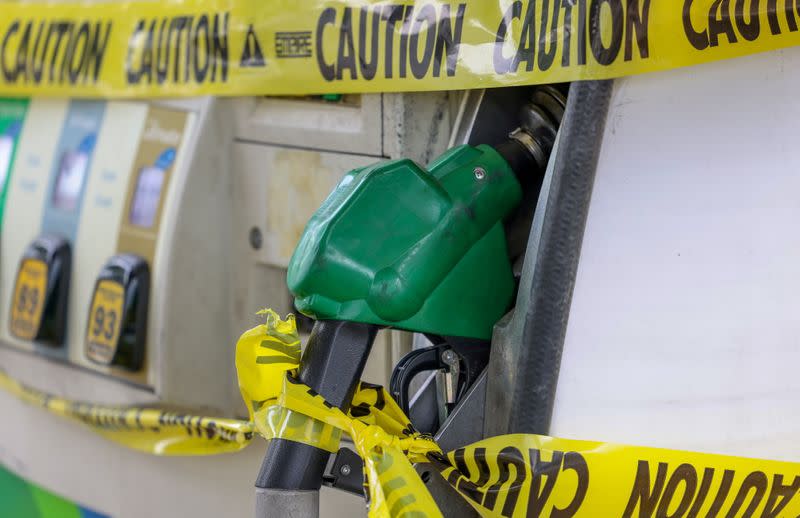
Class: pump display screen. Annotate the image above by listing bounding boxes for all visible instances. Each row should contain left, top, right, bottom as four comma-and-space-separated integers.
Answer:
129, 165, 165, 228
52, 150, 89, 211
0, 136, 12, 190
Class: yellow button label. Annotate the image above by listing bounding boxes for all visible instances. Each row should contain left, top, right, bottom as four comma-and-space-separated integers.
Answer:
9, 259, 48, 341
86, 280, 125, 365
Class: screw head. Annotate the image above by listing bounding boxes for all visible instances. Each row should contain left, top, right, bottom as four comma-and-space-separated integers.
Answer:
441, 350, 457, 363
340, 464, 352, 476
249, 226, 263, 250
473, 167, 486, 180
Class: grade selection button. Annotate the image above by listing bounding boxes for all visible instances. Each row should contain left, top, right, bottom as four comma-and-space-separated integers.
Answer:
9, 235, 71, 345
85, 254, 149, 371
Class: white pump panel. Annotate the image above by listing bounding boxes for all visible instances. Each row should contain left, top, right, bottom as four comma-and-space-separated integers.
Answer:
553, 47, 800, 462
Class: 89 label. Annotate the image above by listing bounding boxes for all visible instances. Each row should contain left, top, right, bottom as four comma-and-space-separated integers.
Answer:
9, 259, 48, 340
85, 280, 124, 365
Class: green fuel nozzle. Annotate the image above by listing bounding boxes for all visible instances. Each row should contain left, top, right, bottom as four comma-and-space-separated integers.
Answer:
287, 87, 565, 340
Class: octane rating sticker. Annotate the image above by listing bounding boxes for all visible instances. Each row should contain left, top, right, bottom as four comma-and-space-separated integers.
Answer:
9, 258, 47, 341
86, 279, 125, 365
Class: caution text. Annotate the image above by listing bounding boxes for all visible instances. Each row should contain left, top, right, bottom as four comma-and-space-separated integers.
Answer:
0, 19, 112, 85
126, 13, 229, 85
316, 3, 466, 81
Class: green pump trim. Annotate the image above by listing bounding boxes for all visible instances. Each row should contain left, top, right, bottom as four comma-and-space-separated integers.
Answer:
0, 98, 29, 229
288, 144, 522, 340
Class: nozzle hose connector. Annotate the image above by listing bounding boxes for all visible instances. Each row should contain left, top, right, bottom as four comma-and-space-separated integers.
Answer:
496, 86, 566, 187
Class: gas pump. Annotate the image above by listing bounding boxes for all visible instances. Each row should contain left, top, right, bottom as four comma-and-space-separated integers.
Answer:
0, 92, 464, 517
253, 86, 566, 515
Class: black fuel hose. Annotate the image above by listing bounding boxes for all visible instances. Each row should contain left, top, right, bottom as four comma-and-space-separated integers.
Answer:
503, 80, 614, 435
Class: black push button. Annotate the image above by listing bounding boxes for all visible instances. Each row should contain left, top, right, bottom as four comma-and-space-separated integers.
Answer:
9, 235, 71, 346
85, 254, 149, 371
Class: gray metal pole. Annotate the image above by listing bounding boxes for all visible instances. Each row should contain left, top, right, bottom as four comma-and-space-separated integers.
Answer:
255, 488, 319, 518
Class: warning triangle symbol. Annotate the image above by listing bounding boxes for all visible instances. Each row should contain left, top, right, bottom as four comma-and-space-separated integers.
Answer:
240, 25, 266, 68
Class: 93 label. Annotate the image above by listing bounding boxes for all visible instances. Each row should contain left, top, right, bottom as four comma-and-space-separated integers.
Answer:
85, 279, 124, 365
9, 259, 48, 340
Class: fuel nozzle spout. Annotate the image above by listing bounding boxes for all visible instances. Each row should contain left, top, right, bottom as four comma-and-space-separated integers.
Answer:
494, 85, 567, 189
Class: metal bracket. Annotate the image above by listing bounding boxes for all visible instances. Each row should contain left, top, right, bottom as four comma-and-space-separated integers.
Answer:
412, 369, 487, 517
322, 447, 364, 496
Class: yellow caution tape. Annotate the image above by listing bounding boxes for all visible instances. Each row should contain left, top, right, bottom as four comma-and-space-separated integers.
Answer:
236, 309, 343, 453
0, 368, 254, 455
429, 435, 800, 518
1, 0, 800, 97
236, 311, 800, 518
3, 310, 800, 517
0, 309, 346, 455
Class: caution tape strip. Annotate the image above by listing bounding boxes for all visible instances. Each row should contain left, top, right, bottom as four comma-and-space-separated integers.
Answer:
0, 368, 254, 455
0, 0, 799, 97
2, 310, 800, 517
